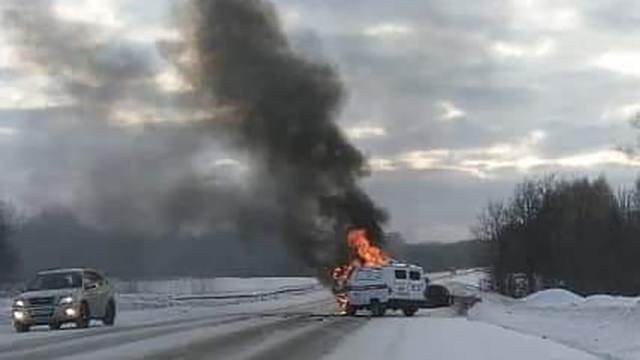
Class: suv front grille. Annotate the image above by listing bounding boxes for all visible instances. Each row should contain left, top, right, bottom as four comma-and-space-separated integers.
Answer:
29, 307, 55, 317
28, 297, 54, 306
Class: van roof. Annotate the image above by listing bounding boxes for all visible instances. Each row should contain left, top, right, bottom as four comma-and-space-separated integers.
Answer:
354, 263, 423, 271
37, 268, 96, 275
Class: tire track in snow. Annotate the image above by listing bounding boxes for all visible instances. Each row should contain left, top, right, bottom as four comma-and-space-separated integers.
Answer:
0, 295, 336, 359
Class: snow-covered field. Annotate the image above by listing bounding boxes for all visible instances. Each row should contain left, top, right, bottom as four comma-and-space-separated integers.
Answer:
115, 277, 319, 311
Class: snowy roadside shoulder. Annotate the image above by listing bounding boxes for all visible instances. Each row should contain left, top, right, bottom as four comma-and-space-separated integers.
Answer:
469, 288, 640, 360
0, 298, 10, 327
325, 316, 599, 360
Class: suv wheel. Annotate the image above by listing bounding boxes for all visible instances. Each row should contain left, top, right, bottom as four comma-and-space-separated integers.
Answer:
49, 321, 61, 330
103, 299, 116, 326
76, 302, 90, 329
402, 307, 418, 317
14, 322, 30, 333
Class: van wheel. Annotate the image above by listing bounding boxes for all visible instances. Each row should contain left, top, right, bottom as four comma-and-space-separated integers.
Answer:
14, 323, 30, 333
76, 302, 90, 329
103, 300, 116, 326
370, 301, 386, 317
345, 305, 357, 316
403, 307, 418, 317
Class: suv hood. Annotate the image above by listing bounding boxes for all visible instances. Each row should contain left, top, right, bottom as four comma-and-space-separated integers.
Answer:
18, 288, 80, 299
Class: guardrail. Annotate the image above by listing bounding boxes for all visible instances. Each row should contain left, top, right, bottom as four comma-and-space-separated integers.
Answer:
171, 284, 320, 301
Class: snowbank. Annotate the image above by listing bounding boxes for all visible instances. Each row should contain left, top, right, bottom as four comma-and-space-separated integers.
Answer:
521, 289, 584, 307
582, 294, 639, 308
469, 290, 640, 359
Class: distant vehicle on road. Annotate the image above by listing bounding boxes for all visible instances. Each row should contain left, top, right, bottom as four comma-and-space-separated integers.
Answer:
505, 272, 530, 298
344, 262, 426, 317
11, 268, 116, 332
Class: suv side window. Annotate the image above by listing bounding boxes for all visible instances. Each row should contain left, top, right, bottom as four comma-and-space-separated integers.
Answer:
84, 271, 101, 288
94, 272, 105, 285
409, 271, 421, 280
395, 270, 407, 279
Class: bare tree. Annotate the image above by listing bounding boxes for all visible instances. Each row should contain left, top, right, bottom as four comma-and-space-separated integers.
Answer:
473, 175, 640, 296
0, 201, 17, 283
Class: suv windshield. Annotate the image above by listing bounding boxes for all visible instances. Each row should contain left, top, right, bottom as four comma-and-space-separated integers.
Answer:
26, 272, 82, 291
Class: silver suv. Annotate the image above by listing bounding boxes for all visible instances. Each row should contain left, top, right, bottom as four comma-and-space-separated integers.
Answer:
11, 268, 116, 332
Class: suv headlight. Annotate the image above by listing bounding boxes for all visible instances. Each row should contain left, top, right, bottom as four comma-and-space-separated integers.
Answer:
58, 296, 74, 305
13, 299, 25, 307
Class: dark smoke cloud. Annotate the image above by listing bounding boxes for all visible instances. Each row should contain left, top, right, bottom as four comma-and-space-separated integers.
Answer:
1, 0, 386, 279
186, 0, 387, 275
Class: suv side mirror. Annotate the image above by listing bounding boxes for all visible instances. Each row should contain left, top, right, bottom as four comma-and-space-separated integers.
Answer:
84, 283, 97, 290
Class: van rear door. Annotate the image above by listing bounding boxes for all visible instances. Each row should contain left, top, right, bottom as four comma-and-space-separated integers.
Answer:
408, 269, 425, 300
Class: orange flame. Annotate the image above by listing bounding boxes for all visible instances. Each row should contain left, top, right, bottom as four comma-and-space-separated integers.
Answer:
332, 227, 389, 312
347, 228, 389, 267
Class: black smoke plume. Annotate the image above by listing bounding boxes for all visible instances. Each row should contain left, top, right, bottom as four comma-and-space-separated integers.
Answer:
185, 0, 387, 276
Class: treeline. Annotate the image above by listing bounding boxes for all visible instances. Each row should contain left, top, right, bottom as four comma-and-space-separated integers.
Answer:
475, 175, 640, 296
0, 206, 313, 282
402, 239, 490, 272
0, 202, 16, 283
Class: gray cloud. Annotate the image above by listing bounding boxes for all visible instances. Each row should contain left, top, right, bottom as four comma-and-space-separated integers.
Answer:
3, 0, 640, 244
276, 0, 640, 241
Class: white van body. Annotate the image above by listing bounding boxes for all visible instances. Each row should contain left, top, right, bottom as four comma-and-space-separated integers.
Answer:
344, 262, 426, 316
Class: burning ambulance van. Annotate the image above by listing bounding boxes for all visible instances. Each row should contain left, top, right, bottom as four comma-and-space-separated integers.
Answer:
332, 227, 427, 317
343, 262, 426, 317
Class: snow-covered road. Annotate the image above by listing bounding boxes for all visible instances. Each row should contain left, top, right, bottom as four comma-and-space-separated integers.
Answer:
0, 285, 350, 360
325, 314, 599, 360
0, 275, 604, 359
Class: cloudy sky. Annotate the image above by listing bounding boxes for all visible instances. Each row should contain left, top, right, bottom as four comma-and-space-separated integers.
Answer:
2, 0, 640, 243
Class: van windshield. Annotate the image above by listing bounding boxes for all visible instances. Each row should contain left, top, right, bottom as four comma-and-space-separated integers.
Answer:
395, 270, 407, 279
410, 271, 421, 280
26, 273, 82, 291
355, 269, 382, 281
